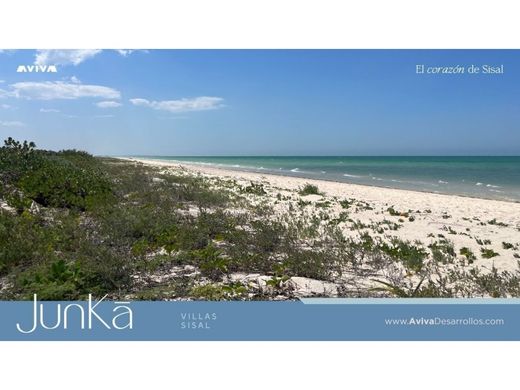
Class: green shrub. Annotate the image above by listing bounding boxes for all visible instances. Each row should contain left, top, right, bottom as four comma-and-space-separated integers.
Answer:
298, 183, 320, 196
387, 207, 409, 217
191, 244, 229, 280
488, 219, 508, 227
379, 239, 428, 272
429, 239, 456, 264
339, 199, 354, 209
0, 138, 40, 186
19, 156, 112, 210
481, 248, 499, 259
459, 247, 476, 263
0, 211, 56, 275
240, 182, 267, 196
190, 282, 247, 301
284, 249, 336, 280
16, 259, 84, 300
469, 267, 520, 298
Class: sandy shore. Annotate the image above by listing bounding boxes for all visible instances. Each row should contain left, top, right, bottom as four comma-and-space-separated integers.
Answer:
125, 158, 520, 274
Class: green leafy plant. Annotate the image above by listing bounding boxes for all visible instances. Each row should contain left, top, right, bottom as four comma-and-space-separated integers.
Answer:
488, 219, 508, 227
19, 156, 112, 210
241, 182, 267, 196
298, 183, 320, 196
481, 248, 499, 259
266, 263, 290, 289
379, 239, 428, 272
190, 282, 247, 301
339, 199, 355, 209
387, 206, 409, 217
459, 247, 476, 263
194, 244, 229, 279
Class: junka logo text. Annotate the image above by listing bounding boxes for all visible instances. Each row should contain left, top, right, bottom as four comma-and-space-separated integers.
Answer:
16, 294, 133, 334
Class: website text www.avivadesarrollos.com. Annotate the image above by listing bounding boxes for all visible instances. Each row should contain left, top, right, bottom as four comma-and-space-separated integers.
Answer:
384, 316, 505, 327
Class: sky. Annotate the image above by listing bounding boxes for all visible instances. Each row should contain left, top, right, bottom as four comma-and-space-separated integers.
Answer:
0, 49, 519, 156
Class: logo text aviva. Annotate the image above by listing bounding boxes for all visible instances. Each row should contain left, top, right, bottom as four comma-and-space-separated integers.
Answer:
17, 65, 57, 73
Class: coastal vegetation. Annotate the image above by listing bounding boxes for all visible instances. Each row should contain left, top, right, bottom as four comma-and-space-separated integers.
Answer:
298, 183, 321, 196
1, 139, 520, 300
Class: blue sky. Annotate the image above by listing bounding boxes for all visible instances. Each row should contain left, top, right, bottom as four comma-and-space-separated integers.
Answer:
0, 49, 519, 156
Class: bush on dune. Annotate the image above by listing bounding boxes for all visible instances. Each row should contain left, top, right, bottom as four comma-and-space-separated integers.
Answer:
1, 138, 113, 211
19, 156, 112, 210
0, 138, 40, 185
298, 183, 321, 196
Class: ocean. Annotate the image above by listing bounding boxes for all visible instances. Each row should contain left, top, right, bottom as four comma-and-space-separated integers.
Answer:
136, 156, 520, 202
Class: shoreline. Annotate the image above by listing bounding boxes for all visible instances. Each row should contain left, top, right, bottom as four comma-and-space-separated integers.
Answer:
120, 157, 520, 275
120, 157, 519, 206
118, 156, 520, 204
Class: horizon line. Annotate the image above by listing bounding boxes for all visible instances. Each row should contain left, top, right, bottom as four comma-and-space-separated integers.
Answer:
108, 154, 520, 158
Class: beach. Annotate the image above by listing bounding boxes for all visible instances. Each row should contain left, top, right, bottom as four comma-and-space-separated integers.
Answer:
128, 158, 520, 275
2, 146, 520, 300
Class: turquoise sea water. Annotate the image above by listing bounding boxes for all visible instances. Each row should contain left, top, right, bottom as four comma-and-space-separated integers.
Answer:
135, 156, 520, 202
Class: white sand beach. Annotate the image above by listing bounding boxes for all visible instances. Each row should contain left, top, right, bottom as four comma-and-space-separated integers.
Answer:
126, 158, 520, 275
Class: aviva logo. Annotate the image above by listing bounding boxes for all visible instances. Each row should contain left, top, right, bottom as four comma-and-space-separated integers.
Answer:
17, 65, 58, 73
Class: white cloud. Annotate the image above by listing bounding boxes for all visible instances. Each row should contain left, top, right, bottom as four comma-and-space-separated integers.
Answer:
0, 80, 5, 83
34, 50, 102, 66
1, 104, 14, 109
115, 49, 149, 56
40, 108, 60, 113
95, 100, 122, 108
33, 49, 142, 66
115, 50, 134, 56
129, 96, 224, 113
10, 81, 121, 100
0, 121, 25, 127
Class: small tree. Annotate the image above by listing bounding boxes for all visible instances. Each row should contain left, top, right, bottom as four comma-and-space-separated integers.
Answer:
0, 138, 39, 185
3, 137, 36, 152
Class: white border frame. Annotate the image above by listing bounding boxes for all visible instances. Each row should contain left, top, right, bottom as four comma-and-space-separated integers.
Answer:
1, 1, 520, 388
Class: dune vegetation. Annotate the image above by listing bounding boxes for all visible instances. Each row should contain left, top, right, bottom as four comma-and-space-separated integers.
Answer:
1, 138, 520, 300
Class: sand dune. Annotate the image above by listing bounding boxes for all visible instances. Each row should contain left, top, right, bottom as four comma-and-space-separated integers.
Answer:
127, 158, 520, 274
